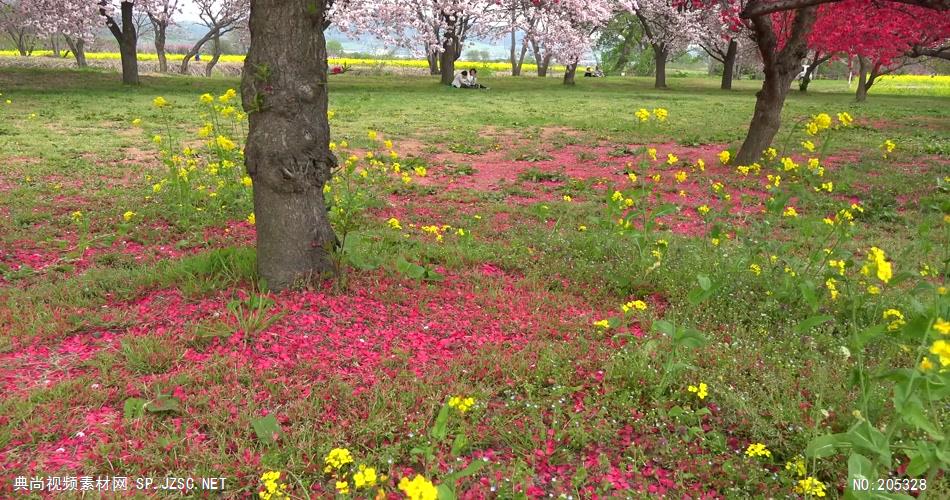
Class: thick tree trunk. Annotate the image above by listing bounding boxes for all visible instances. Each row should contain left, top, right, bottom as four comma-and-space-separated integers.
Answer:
509, 25, 521, 76
64, 36, 87, 68
241, 0, 338, 290
735, 7, 818, 165
721, 39, 737, 90
563, 63, 577, 85
50, 35, 61, 57
426, 51, 439, 75
205, 34, 222, 77
856, 56, 870, 102
653, 45, 668, 89
118, 3, 139, 85
799, 52, 830, 92
440, 35, 457, 85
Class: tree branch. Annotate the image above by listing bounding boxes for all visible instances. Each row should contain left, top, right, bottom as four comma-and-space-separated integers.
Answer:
742, 0, 949, 18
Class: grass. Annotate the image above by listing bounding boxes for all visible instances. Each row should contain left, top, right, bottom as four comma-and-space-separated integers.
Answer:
0, 66, 948, 498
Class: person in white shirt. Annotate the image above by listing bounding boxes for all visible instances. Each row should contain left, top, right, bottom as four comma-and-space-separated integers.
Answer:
468, 69, 489, 89
452, 70, 471, 88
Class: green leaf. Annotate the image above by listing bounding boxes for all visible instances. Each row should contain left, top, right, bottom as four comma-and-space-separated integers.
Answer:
436, 484, 457, 500
848, 421, 891, 465
445, 459, 487, 482
674, 328, 707, 349
851, 323, 887, 350
806, 433, 849, 458
451, 433, 469, 456
847, 452, 875, 486
795, 315, 833, 334
667, 406, 685, 419
697, 274, 712, 291
145, 395, 181, 414
898, 398, 942, 440
799, 281, 819, 312
123, 398, 147, 420
431, 403, 450, 441
251, 414, 282, 445
651, 320, 675, 337
396, 256, 427, 280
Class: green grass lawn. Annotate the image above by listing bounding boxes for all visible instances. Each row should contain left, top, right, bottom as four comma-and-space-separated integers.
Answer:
0, 66, 948, 498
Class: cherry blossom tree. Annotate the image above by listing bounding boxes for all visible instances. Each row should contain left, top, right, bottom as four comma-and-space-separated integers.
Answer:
179, 0, 249, 76
693, 1, 754, 89
144, 0, 180, 72
0, 1, 36, 55
629, 0, 704, 88
20, 0, 100, 67
97, 0, 141, 85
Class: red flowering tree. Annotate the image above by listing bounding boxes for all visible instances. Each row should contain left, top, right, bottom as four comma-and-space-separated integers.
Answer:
809, 0, 950, 101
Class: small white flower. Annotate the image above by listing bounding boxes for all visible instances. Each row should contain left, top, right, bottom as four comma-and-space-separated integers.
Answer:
75, 431, 86, 438
839, 346, 851, 359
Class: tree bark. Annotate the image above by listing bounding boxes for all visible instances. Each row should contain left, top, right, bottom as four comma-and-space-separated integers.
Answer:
151, 18, 168, 73
653, 44, 668, 89
100, 0, 139, 85
205, 34, 222, 77
735, 7, 818, 165
563, 62, 577, 85
64, 36, 87, 68
856, 55, 870, 102
440, 37, 457, 85
426, 50, 439, 75
50, 35, 61, 57
241, 0, 338, 290
799, 51, 830, 92
721, 39, 737, 90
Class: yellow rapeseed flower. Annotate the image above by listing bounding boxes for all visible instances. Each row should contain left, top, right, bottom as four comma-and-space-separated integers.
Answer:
593, 319, 610, 329
122, 210, 136, 222
745, 443, 772, 458
152, 96, 168, 108
448, 396, 476, 413
398, 475, 437, 500
718, 150, 730, 164
934, 317, 949, 335
795, 476, 827, 497
687, 382, 708, 400
246, 213, 256, 225
635, 108, 650, 122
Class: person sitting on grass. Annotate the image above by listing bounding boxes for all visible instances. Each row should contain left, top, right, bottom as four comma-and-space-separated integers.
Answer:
468, 69, 489, 89
452, 70, 472, 88
584, 66, 594, 77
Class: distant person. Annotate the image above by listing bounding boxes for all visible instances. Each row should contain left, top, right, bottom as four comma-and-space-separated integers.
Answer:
595, 65, 604, 77
195, 53, 201, 61
468, 68, 489, 89
584, 66, 594, 77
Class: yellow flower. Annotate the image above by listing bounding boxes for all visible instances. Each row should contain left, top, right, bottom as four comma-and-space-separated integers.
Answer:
674, 170, 687, 182
653, 108, 668, 121
828, 259, 845, 276
153, 183, 163, 193
199, 93, 214, 104
920, 357, 934, 372
152, 135, 163, 145
883, 309, 906, 331
931, 339, 950, 366
763, 147, 778, 161
826, 278, 839, 301
122, 210, 136, 222
247, 213, 256, 225
718, 150, 730, 164
70, 211, 83, 223
785, 455, 807, 477
219, 88, 237, 103
621, 300, 648, 313
635, 108, 650, 122
813, 113, 832, 131
802, 140, 815, 152
749, 263, 762, 276
781, 157, 799, 172
327, 110, 335, 120
711, 238, 720, 246
152, 96, 168, 108
336, 481, 350, 495
131, 118, 142, 127
882, 139, 896, 158
258, 471, 288, 500
367, 130, 378, 141
867, 285, 880, 295
687, 382, 708, 400
783, 206, 798, 218
353, 464, 378, 489
667, 154, 680, 166
577, 225, 587, 232
413, 166, 427, 177
647, 148, 657, 161
651, 173, 661, 182
241, 176, 253, 188
562, 195, 572, 202
324, 448, 354, 472
806, 121, 819, 136
795, 476, 827, 497
593, 319, 610, 329
837, 112, 853, 126
198, 123, 214, 138
865, 247, 893, 284
698, 205, 710, 216
696, 158, 705, 171
934, 318, 950, 335
388, 218, 402, 230
448, 396, 476, 413
215, 135, 236, 151
398, 475, 437, 500
401, 172, 412, 185
745, 443, 772, 458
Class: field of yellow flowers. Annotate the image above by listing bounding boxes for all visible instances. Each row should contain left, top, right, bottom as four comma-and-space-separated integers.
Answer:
0, 67, 947, 498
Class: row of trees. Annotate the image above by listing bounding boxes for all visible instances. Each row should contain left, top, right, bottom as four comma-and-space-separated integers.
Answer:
0, 0, 249, 81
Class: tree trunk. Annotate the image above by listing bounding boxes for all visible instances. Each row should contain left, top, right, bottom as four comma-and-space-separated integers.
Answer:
653, 44, 668, 89
439, 35, 457, 85
205, 34, 222, 77
64, 36, 87, 68
426, 50, 439, 75
50, 35, 61, 57
799, 52, 830, 92
154, 22, 168, 73
721, 39, 737, 90
118, 3, 139, 85
563, 62, 577, 86
241, 0, 338, 290
735, 7, 818, 165
856, 56, 869, 102
509, 25, 521, 76
180, 27, 219, 75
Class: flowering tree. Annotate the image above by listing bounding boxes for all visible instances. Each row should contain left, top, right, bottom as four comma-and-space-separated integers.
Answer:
19, 0, 100, 67
241, 0, 339, 289
97, 0, 142, 85
0, 0, 36, 55
144, 0, 181, 72
179, 0, 249, 76
809, 0, 950, 101
629, 0, 704, 88
333, 0, 495, 84
694, 1, 754, 89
